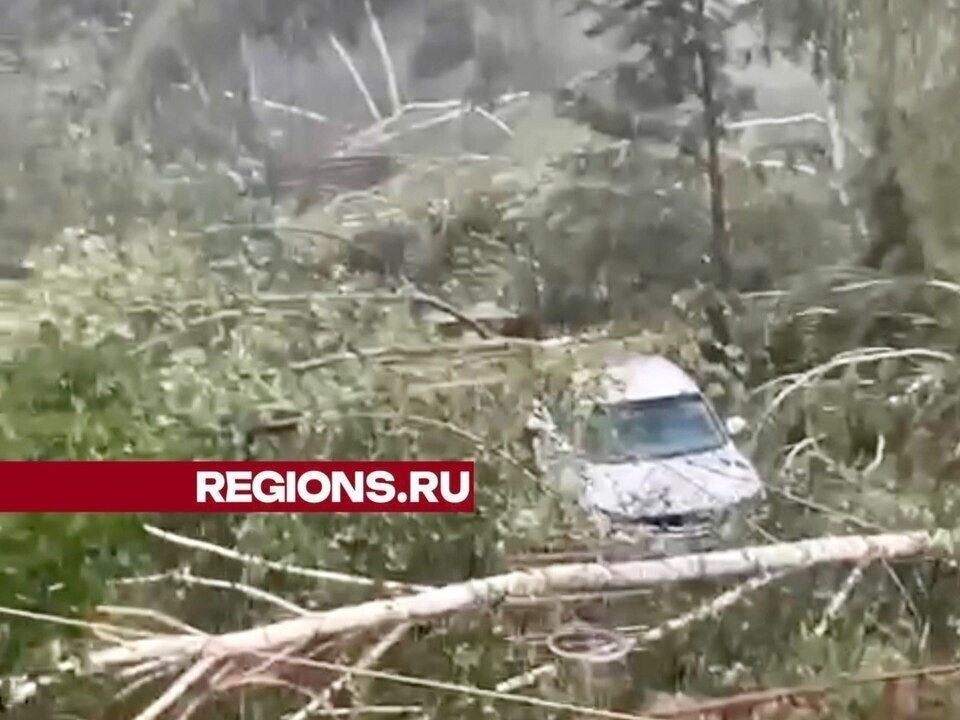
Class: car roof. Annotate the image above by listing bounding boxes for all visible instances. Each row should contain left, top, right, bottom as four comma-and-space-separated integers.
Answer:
595, 355, 702, 403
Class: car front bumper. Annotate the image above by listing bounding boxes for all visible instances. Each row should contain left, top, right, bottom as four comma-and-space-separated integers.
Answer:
595, 502, 753, 560
596, 525, 717, 561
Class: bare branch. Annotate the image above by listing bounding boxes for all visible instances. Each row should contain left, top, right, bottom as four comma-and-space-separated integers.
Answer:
110, 571, 310, 616
637, 570, 790, 644
328, 32, 382, 121
170, 661, 240, 720
253, 97, 329, 125
814, 560, 871, 636
0, 604, 159, 641
338, 92, 529, 154
364, 0, 401, 113
116, 664, 182, 706
495, 664, 557, 693
96, 605, 208, 636
500, 570, 791, 692
470, 106, 513, 137
222, 649, 661, 720
754, 348, 954, 436
142, 523, 427, 593
726, 112, 828, 130
407, 287, 494, 339
132, 656, 219, 720
287, 622, 411, 720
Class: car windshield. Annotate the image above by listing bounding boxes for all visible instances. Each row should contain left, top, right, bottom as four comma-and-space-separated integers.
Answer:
583, 395, 726, 462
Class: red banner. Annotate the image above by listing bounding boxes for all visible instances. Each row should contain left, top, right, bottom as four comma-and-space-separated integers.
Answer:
0, 461, 475, 512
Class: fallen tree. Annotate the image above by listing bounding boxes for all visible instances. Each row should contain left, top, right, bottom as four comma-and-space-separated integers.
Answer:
86, 529, 944, 672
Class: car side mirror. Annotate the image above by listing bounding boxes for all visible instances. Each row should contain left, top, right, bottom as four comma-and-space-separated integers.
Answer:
725, 415, 748, 438
525, 414, 550, 435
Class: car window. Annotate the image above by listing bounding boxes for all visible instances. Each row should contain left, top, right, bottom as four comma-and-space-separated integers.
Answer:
582, 394, 726, 462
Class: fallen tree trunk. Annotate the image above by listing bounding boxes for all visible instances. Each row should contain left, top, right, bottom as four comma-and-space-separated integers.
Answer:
88, 530, 943, 671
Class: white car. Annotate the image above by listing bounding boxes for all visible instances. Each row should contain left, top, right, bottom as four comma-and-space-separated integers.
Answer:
527, 355, 764, 556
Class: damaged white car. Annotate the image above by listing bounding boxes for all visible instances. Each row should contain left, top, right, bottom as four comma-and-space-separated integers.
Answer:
527, 355, 764, 556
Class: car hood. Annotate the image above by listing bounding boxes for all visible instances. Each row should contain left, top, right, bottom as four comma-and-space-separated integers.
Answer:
579, 445, 763, 520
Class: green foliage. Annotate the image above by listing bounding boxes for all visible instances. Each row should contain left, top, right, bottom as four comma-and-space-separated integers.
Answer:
0, 300, 219, 675
579, 0, 742, 90
0, 513, 148, 673
0, 331, 216, 460
10, 2, 960, 718
566, 0, 756, 143
504, 143, 712, 328
0, 23, 263, 266
0, 209, 586, 680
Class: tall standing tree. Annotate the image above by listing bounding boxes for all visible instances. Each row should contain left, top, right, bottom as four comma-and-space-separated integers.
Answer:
563, 0, 761, 289
693, 0, 731, 288
737, 0, 949, 276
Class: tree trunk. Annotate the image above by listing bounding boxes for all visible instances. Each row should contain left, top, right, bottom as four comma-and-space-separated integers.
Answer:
694, 0, 731, 290
860, 116, 922, 273
88, 530, 940, 670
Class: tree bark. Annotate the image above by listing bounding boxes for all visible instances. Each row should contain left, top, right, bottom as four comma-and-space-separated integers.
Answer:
88, 530, 941, 671
694, 0, 731, 290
